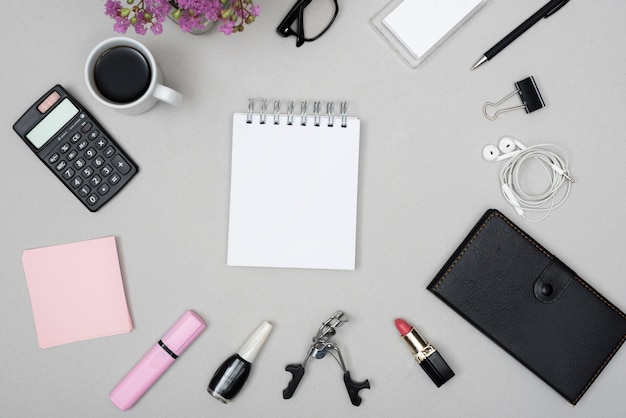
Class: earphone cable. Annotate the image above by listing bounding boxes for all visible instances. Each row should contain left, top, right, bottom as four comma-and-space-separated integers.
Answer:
499, 144, 573, 222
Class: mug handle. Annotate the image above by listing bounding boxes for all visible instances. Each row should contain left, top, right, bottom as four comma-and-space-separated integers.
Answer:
153, 84, 184, 106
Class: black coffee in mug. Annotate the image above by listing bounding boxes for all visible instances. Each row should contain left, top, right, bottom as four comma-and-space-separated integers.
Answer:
94, 46, 151, 104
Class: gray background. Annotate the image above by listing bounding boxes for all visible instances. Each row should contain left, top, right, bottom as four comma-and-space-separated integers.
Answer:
1, 0, 625, 417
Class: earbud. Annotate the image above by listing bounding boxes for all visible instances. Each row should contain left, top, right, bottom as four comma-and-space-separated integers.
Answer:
483, 138, 574, 221
482, 144, 500, 161
498, 136, 526, 153
482, 136, 526, 162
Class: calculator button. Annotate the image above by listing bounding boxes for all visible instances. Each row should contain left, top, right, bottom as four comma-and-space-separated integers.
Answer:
67, 150, 77, 161
87, 194, 99, 206
56, 160, 67, 171
96, 138, 108, 149
82, 166, 94, 178
104, 147, 115, 157
77, 140, 88, 150
101, 165, 112, 176
81, 122, 92, 132
60, 143, 71, 153
70, 177, 83, 188
79, 185, 91, 197
48, 152, 60, 164
74, 158, 85, 169
90, 175, 102, 187
85, 148, 97, 159
93, 156, 104, 167
88, 130, 99, 140
71, 132, 82, 142
98, 183, 110, 196
111, 155, 131, 174
109, 173, 121, 185
62, 167, 74, 180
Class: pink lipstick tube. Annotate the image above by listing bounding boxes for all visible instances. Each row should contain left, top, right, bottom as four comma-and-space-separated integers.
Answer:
110, 310, 206, 410
394, 318, 454, 387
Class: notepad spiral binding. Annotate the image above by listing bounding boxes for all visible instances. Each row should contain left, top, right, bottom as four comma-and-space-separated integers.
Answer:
247, 98, 350, 128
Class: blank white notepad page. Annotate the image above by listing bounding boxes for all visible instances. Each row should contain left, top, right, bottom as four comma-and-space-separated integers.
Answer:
227, 113, 361, 270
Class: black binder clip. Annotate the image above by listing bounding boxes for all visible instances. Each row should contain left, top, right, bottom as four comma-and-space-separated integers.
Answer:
483, 76, 545, 120
282, 311, 371, 406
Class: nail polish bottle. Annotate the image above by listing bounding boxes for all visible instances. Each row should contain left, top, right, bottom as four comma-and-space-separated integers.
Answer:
207, 321, 273, 403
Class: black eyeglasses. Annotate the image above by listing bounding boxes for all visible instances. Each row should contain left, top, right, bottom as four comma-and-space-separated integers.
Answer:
277, 0, 339, 47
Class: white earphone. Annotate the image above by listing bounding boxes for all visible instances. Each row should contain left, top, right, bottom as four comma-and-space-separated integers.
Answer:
482, 136, 525, 162
482, 136, 574, 222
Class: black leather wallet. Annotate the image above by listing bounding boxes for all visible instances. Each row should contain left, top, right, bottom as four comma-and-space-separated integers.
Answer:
428, 209, 626, 404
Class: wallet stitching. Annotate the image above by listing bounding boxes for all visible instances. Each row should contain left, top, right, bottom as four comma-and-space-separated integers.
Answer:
573, 333, 626, 404
573, 276, 626, 320
432, 210, 626, 404
571, 277, 626, 403
431, 211, 552, 290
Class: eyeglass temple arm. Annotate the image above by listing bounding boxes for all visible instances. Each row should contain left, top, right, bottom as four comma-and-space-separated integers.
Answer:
276, 0, 313, 47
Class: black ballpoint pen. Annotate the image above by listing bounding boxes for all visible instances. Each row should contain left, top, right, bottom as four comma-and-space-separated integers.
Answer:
471, 0, 570, 70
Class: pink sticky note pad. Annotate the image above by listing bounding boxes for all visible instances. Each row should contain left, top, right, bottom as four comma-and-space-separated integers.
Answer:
22, 236, 132, 349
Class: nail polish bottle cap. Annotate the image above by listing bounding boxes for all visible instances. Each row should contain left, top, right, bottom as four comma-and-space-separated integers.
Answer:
237, 321, 273, 363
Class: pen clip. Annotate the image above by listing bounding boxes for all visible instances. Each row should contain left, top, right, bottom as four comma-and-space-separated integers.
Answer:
544, 0, 570, 18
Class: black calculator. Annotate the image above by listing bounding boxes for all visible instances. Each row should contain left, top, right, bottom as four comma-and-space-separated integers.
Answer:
13, 85, 138, 212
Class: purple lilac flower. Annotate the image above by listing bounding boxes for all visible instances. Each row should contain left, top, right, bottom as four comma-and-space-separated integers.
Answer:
204, 1, 223, 22
177, 0, 213, 14
219, 20, 235, 35
151, 22, 164, 34
134, 14, 148, 35
105, 0, 122, 17
177, 13, 202, 32
104, 0, 259, 35
113, 16, 130, 33
147, 0, 173, 22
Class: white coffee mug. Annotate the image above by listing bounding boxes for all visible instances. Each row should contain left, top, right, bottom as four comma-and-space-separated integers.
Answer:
85, 37, 183, 115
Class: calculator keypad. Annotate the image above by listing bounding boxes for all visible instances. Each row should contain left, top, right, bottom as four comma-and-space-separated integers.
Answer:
44, 112, 137, 211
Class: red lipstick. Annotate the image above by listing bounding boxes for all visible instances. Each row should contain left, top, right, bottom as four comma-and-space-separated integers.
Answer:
394, 318, 454, 387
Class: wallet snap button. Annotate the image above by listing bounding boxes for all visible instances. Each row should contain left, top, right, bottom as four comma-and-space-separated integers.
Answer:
533, 260, 573, 304
541, 283, 554, 296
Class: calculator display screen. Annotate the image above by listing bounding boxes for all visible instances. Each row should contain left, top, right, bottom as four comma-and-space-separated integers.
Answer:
26, 98, 79, 149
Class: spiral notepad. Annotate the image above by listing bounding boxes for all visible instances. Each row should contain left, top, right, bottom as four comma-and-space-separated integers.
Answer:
227, 99, 361, 270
